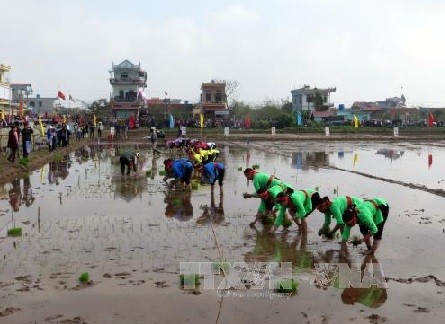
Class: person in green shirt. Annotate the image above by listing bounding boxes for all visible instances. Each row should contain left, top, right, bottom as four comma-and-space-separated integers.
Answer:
256, 185, 294, 233
242, 168, 293, 226
340, 198, 389, 257
275, 189, 320, 231
314, 195, 365, 238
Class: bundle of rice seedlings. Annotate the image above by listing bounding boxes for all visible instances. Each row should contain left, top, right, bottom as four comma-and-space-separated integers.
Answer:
179, 274, 200, 287
252, 164, 260, 170
79, 272, 90, 284
7, 227, 22, 237
274, 278, 298, 294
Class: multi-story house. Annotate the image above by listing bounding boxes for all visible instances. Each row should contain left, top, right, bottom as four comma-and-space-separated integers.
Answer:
0, 64, 11, 118
109, 60, 147, 120
201, 80, 228, 118
11, 83, 33, 116
291, 85, 336, 112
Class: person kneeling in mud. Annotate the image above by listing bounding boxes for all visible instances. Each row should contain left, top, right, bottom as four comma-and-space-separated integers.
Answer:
275, 189, 320, 232
314, 195, 365, 239
120, 151, 139, 176
163, 158, 194, 191
256, 186, 294, 234
340, 198, 389, 258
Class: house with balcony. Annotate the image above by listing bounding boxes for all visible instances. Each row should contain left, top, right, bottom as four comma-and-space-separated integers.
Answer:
201, 80, 228, 118
291, 85, 336, 113
109, 59, 147, 119
0, 64, 11, 117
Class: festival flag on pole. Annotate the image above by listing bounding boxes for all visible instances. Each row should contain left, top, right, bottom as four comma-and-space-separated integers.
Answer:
58, 91, 66, 100
428, 111, 435, 127
93, 114, 97, 128
38, 117, 45, 136
200, 113, 204, 128
353, 153, 358, 168
353, 115, 359, 128
428, 154, 433, 168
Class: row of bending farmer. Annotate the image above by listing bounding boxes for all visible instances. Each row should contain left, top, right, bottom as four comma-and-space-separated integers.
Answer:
242, 167, 389, 258
162, 158, 225, 195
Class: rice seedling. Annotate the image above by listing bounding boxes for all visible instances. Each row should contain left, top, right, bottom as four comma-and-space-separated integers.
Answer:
274, 278, 298, 294
7, 227, 22, 237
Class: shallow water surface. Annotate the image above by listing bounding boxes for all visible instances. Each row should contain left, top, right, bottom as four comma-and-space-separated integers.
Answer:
0, 141, 444, 323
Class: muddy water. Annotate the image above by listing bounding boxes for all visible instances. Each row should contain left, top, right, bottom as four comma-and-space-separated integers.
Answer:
0, 141, 444, 323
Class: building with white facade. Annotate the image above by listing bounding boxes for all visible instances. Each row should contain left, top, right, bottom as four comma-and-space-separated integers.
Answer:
109, 60, 147, 119
0, 64, 11, 116
291, 85, 336, 112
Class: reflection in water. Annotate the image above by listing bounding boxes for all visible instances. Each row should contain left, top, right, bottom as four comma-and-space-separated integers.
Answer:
340, 255, 387, 308
9, 178, 22, 212
291, 152, 329, 170
48, 155, 71, 185
196, 192, 225, 225
376, 149, 405, 161
244, 229, 315, 272
115, 177, 148, 202
22, 176, 35, 207
164, 190, 193, 221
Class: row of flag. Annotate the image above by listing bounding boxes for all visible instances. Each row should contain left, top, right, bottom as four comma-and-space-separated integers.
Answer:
57, 90, 76, 102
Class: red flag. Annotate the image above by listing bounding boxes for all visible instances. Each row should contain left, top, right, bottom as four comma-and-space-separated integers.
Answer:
428, 112, 435, 127
428, 154, 433, 168
58, 91, 66, 100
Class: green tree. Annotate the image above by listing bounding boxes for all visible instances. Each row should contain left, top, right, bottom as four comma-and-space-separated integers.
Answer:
313, 90, 326, 111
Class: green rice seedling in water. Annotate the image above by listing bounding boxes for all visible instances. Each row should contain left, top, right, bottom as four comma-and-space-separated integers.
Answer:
350, 234, 362, 247
79, 272, 90, 283
283, 218, 293, 228
252, 164, 260, 170
180, 274, 200, 287
212, 261, 230, 274
191, 180, 200, 190
274, 278, 298, 294
145, 170, 152, 177
7, 227, 22, 237
237, 167, 243, 171
158, 170, 167, 176
261, 216, 274, 224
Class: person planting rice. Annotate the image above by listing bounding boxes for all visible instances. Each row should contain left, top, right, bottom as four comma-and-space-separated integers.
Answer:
314, 195, 365, 238
163, 158, 194, 191
242, 167, 293, 227
256, 185, 294, 233
275, 189, 321, 231
202, 161, 225, 195
120, 151, 139, 176
340, 198, 389, 257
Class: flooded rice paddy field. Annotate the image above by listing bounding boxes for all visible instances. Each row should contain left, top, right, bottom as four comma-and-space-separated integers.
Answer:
0, 140, 444, 323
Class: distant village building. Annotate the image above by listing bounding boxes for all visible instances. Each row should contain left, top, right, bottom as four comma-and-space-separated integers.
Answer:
27, 95, 57, 117
109, 59, 147, 119
201, 80, 228, 118
291, 85, 336, 112
10, 83, 33, 115
0, 64, 11, 116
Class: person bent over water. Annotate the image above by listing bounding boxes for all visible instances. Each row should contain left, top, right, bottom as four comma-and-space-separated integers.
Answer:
120, 151, 139, 176
340, 198, 389, 257
275, 189, 320, 232
242, 168, 293, 227
202, 161, 225, 195
163, 158, 194, 191
314, 195, 365, 239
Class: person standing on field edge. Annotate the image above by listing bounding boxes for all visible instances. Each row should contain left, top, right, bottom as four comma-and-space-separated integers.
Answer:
21, 121, 33, 158
7, 124, 19, 162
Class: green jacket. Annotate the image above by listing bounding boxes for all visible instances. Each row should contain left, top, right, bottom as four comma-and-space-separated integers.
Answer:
324, 196, 364, 226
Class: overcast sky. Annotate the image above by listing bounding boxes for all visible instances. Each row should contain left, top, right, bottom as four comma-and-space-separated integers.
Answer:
2, 0, 445, 107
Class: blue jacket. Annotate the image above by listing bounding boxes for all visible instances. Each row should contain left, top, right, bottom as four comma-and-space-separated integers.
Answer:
203, 162, 224, 184
172, 159, 194, 180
